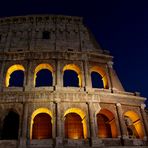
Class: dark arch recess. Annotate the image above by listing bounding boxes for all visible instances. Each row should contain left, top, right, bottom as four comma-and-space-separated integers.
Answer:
9, 70, 24, 87
35, 69, 53, 87
65, 113, 84, 139
32, 113, 52, 139
1, 111, 19, 140
91, 71, 104, 88
63, 70, 79, 87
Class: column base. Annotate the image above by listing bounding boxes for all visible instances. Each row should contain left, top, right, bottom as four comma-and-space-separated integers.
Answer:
91, 137, 104, 147
84, 86, 93, 92
55, 137, 63, 147
18, 137, 26, 148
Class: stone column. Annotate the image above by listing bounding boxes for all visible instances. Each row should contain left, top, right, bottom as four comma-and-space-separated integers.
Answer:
87, 102, 96, 138
141, 104, 148, 138
56, 60, 62, 89
84, 60, 91, 91
56, 102, 63, 147
107, 61, 114, 92
0, 61, 5, 91
87, 102, 101, 147
19, 103, 28, 148
116, 103, 127, 139
25, 60, 34, 90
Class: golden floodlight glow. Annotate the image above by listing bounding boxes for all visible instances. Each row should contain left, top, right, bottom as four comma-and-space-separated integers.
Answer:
63, 64, 82, 87
124, 110, 144, 139
98, 109, 118, 138
30, 108, 53, 139
90, 66, 108, 89
34, 63, 53, 86
64, 108, 87, 139
5, 64, 25, 87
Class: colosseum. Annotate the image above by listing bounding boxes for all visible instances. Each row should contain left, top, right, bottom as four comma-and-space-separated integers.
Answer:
0, 15, 147, 148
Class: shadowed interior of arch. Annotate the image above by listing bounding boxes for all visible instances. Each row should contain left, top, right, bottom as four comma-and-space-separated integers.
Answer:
63, 70, 79, 87
32, 113, 52, 139
1, 111, 19, 140
97, 113, 112, 138
97, 109, 117, 138
9, 70, 24, 87
91, 71, 104, 88
124, 111, 144, 139
35, 69, 53, 87
65, 113, 84, 139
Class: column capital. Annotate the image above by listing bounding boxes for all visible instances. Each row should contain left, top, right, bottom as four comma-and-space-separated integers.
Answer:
107, 61, 114, 68
116, 103, 121, 107
141, 104, 146, 109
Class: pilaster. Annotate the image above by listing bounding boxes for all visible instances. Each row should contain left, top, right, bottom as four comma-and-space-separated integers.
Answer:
116, 103, 128, 139
141, 104, 148, 139
19, 103, 28, 148
56, 102, 63, 147
55, 60, 62, 89
84, 60, 92, 91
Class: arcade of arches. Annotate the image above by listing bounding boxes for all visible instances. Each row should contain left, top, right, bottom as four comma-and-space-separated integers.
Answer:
5, 64, 108, 89
0, 15, 147, 148
0, 108, 145, 140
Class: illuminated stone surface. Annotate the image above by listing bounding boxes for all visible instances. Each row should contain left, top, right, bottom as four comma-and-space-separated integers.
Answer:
0, 15, 147, 148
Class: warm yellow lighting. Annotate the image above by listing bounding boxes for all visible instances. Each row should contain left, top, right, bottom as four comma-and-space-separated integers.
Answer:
90, 66, 108, 89
5, 64, 25, 87
63, 64, 82, 87
64, 108, 87, 139
30, 108, 53, 139
97, 109, 118, 138
34, 63, 53, 86
124, 111, 144, 139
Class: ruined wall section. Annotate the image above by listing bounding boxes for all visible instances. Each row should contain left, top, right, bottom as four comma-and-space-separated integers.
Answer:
0, 15, 102, 53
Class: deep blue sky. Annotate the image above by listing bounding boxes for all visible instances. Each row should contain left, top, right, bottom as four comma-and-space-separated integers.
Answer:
0, 0, 147, 106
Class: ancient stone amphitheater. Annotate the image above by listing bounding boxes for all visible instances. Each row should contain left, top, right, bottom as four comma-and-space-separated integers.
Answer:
0, 15, 147, 148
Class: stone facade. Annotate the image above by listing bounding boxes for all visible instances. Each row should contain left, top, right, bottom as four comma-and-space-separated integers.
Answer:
0, 15, 147, 148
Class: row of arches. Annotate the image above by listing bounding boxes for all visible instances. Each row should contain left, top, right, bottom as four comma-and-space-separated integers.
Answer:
5, 64, 108, 88
0, 108, 144, 140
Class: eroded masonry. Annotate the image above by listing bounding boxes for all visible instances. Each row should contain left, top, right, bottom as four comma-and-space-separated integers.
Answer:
0, 15, 147, 148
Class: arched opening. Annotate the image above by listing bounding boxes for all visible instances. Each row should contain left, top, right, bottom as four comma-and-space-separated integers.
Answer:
63, 64, 82, 87
63, 70, 79, 87
97, 114, 112, 138
124, 111, 144, 139
30, 108, 53, 139
64, 108, 87, 139
35, 69, 53, 87
65, 113, 83, 139
91, 72, 104, 88
97, 109, 117, 138
34, 64, 53, 87
9, 70, 24, 87
1, 111, 19, 140
6, 64, 25, 87
90, 66, 108, 89
32, 113, 52, 139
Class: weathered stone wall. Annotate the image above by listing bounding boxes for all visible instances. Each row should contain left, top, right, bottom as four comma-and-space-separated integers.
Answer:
0, 15, 147, 148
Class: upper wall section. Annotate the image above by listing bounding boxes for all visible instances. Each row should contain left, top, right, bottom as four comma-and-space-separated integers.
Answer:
0, 15, 103, 53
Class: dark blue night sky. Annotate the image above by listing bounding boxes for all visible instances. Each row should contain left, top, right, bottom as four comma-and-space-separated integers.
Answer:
0, 0, 147, 106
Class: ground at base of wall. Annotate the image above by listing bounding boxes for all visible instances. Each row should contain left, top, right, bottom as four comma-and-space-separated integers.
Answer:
0, 146, 147, 148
